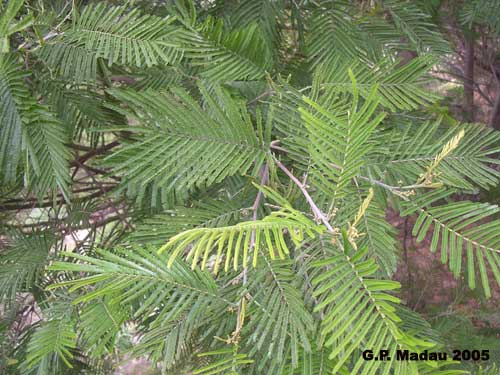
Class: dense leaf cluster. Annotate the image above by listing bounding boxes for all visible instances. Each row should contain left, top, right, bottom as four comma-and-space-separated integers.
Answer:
1, 1, 499, 374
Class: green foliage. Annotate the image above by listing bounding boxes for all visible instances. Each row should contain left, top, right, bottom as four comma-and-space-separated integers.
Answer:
103, 83, 268, 196
0, 54, 29, 185
313, 56, 440, 112
159, 199, 323, 272
179, 17, 272, 82
22, 104, 71, 200
370, 122, 500, 190
23, 318, 76, 371
310, 237, 414, 374
0, 54, 71, 199
193, 348, 253, 375
128, 197, 252, 246
243, 259, 314, 370
461, 0, 500, 34
307, 2, 362, 66
39, 4, 182, 82
403, 192, 500, 298
0, 232, 53, 307
379, 0, 451, 55
0, 0, 33, 53
306, 0, 450, 66
20, 298, 77, 373
300, 76, 386, 203
0, 1, 499, 374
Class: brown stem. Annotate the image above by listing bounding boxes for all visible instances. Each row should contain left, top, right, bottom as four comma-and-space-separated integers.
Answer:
0, 186, 114, 211
244, 163, 270, 282
463, 36, 475, 122
247, 90, 275, 106
402, 217, 414, 306
74, 160, 132, 230
251, 163, 270, 222
490, 93, 500, 130
489, 62, 500, 130
273, 157, 334, 233
70, 140, 120, 166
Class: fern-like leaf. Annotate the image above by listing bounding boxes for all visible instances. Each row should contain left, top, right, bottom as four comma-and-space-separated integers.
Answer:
381, 0, 451, 54
179, 17, 271, 82
313, 55, 439, 112
311, 235, 440, 374
368, 122, 500, 190
0, 232, 53, 307
23, 104, 71, 200
307, 2, 363, 68
300, 75, 385, 205
194, 348, 253, 375
39, 4, 182, 82
0, 54, 71, 198
159, 208, 323, 273
461, 0, 500, 34
0, 54, 29, 184
21, 300, 77, 372
129, 198, 252, 246
79, 296, 128, 357
402, 191, 500, 298
49, 246, 233, 368
243, 259, 314, 371
103, 84, 267, 194
337, 194, 399, 276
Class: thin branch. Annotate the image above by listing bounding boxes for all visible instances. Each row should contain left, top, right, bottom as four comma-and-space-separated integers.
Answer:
247, 90, 275, 106
272, 141, 422, 197
70, 141, 120, 167
251, 164, 270, 222
67, 143, 95, 152
74, 160, 132, 230
356, 174, 430, 192
273, 157, 334, 233
245, 162, 270, 283
0, 186, 114, 211
17, 2, 72, 52
269, 140, 288, 153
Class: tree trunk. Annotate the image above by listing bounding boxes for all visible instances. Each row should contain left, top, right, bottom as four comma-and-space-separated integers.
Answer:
489, 64, 500, 130
490, 89, 500, 130
463, 36, 475, 122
